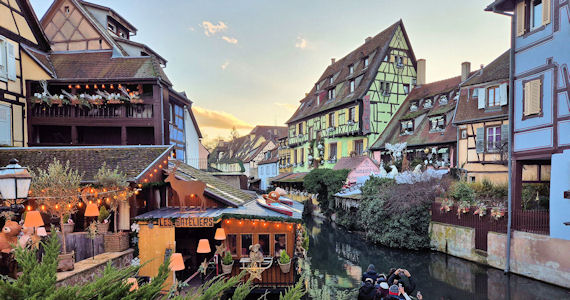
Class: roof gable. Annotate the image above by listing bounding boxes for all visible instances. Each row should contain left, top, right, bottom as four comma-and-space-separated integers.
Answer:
0, 0, 50, 50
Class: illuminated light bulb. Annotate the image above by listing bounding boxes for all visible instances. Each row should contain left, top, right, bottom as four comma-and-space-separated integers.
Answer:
41, 205, 46, 211
297, 224, 302, 229
107, 197, 111, 202
225, 220, 230, 224
138, 184, 142, 188
190, 194, 195, 198
134, 190, 139, 195
68, 84, 72, 89
78, 203, 83, 208
75, 84, 80, 89
94, 84, 98, 89
276, 224, 280, 228
149, 173, 153, 177
163, 160, 167, 164
85, 84, 89, 89
118, 84, 122, 89
110, 84, 114, 89
26, 205, 32, 211
239, 221, 242, 225
103, 188, 107, 192
97, 199, 102, 204
106, 198, 111, 203
67, 204, 71, 208
153, 169, 157, 173
102, 84, 106, 89
252, 222, 256, 225
263, 223, 267, 227
288, 225, 293, 229
159, 164, 163, 168
55, 204, 60, 209
144, 179, 148, 183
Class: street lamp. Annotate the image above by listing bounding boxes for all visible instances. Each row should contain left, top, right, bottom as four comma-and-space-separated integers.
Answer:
0, 159, 32, 215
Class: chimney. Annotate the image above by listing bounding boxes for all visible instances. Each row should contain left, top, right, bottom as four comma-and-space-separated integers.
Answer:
331, 58, 336, 65
416, 59, 426, 86
365, 36, 372, 43
461, 62, 471, 82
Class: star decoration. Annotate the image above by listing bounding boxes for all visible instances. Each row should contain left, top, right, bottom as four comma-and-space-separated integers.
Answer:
200, 258, 208, 275
215, 244, 227, 257
247, 265, 264, 281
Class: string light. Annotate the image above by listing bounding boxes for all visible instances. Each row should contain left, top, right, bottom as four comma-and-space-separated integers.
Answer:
85, 84, 89, 89
159, 164, 163, 168
97, 199, 102, 204
102, 84, 106, 89
67, 204, 71, 208
239, 221, 242, 225
263, 223, 267, 227
276, 224, 280, 228
149, 173, 153, 178
144, 179, 148, 183
75, 84, 80, 89
110, 84, 114, 89
55, 204, 59, 209
138, 184, 142, 188
153, 169, 158, 173
26, 205, 32, 211
288, 225, 293, 230
78, 203, 83, 208
41, 205, 46, 211
225, 220, 230, 224
118, 84, 122, 89
94, 84, 98, 89
68, 84, 72, 89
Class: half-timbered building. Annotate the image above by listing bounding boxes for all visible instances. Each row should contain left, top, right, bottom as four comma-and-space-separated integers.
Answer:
454, 51, 510, 183
23, 0, 204, 169
285, 20, 417, 172
0, 0, 52, 147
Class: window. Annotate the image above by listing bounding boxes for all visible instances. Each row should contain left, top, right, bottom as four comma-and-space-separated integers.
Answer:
0, 104, 11, 145
381, 82, 390, 95
294, 149, 298, 164
241, 234, 252, 256
64, 6, 70, 14
487, 126, 501, 152
403, 84, 410, 94
316, 82, 320, 90
472, 88, 478, 98
348, 107, 356, 122
308, 127, 314, 140
0, 37, 16, 81
274, 234, 287, 256
227, 234, 237, 256
107, 22, 116, 32
329, 142, 337, 159
258, 234, 270, 256
329, 76, 333, 85
384, 55, 388, 62
298, 122, 303, 135
523, 78, 542, 117
400, 120, 413, 134
363, 57, 369, 68
349, 64, 354, 75
396, 55, 404, 67
354, 140, 364, 155
169, 104, 186, 162
300, 148, 304, 163
328, 112, 335, 127
531, 0, 543, 30
349, 80, 355, 93
328, 88, 336, 100
429, 116, 445, 132
487, 86, 500, 107
460, 129, 467, 139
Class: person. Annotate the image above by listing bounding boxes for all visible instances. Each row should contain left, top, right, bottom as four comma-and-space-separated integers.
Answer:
386, 285, 412, 300
362, 264, 379, 283
387, 268, 416, 295
358, 278, 378, 300
376, 280, 389, 299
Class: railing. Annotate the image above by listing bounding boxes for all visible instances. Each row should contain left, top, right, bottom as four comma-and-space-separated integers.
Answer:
227, 258, 297, 288
431, 202, 507, 251
30, 104, 153, 119
512, 209, 549, 235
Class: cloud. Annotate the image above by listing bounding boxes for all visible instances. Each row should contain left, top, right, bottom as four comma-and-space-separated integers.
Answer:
188, 26, 195, 32
295, 36, 307, 49
221, 36, 238, 44
274, 102, 297, 111
201, 21, 227, 36
221, 61, 230, 70
193, 106, 253, 130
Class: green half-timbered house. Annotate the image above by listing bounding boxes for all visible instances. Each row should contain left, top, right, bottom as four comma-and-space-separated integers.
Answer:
285, 20, 417, 172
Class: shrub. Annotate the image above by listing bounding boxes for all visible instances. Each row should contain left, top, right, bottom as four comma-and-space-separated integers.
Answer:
222, 251, 233, 265
98, 206, 110, 223
450, 181, 474, 204
303, 168, 349, 218
335, 209, 358, 231
521, 183, 549, 210
357, 177, 436, 250
279, 251, 290, 264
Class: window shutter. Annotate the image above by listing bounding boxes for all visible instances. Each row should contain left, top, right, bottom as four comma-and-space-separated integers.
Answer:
499, 83, 508, 106
337, 142, 342, 158
501, 124, 509, 147
0, 104, 11, 145
355, 105, 359, 122
389, 55, 395, 63
325, 114, 329, 128
476, 127, 485, 153
347, 140, 353, 155
7, 42, 15, 81
324, 143, 329, 160
478, 88, 486, 109
516, 1, 525, 37
524, 81, 531, 116
0, 39, 6, 79
543, 0, 551, 25
529, 79, 541, 114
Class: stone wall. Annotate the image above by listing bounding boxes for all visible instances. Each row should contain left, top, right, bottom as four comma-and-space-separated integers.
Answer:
56, 249, 133, 287
429, 222, 485, 263
487, 231, 570, 289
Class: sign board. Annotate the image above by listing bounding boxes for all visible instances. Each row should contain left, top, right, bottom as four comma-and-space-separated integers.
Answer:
158, 217, 214, 227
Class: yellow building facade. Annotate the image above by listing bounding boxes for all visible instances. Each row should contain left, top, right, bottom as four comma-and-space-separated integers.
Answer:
1, 0, 53, 146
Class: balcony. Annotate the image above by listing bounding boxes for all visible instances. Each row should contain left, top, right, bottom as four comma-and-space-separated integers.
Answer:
30, 103, 154, 119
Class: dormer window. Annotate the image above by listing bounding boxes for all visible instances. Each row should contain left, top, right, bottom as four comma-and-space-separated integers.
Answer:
316, 82, 320, 91
349, 64, 354, 75
364, 57, 369, 68
423, 99, 433, 109
350, 80, 355, 93
472, 88, 479, 98
396, 56, 404, 68
380, 81, 390, 96
429, 116, 445, 132
439, 95, 448, 105
410, 101, 419, 112
108, 22, 116, 32
328, 88, 335, 100
403, 84, 410, 95
400, 120, 413, 135
329, 76, 333, 85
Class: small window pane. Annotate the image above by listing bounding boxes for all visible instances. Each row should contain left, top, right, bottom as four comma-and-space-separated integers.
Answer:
227, 234, 237, 255
241, 234, 252, 256
274, 234, 287, 256
258, 234, 270, 256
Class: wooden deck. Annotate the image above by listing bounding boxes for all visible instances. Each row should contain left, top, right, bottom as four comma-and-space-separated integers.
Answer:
227, 259, 296, 288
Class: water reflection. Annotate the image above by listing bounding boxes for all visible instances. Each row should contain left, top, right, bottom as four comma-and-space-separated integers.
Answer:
305, 218, 570, 299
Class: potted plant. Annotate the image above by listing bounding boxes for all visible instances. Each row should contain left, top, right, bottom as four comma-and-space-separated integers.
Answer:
31, 158, 81, 271
473, 202, 487, 218
457, 201, 470, 218
278, 250, 291, 274
440, 198, 453, 213
221, 251, 233, 274
62, 214, 75, 234
94, 163, 134, 252
491, 206, 506, 220
97, 206, 110, 233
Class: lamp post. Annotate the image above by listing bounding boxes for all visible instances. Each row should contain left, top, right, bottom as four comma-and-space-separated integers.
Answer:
0, 159, 32, 219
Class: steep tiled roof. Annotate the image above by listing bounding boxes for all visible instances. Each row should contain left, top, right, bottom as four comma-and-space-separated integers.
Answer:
370, 76, 461, 150
270, 172, 308, 183
210, 126, 286, 164
21, 45, 56, 76
173, 162, 256, 207
454, 51, 510, 124
0, 145, 172, 182
258, 147, 279, 165
333, 156, 376, 171
49, 51, 171, 85
287, 20, 409, 123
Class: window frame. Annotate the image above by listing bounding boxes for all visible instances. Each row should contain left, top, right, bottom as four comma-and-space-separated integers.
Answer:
274, 233, 287, 256
349, 64, 354, 75
348, 107, 356, 122
363, 56, 369, 68
349, 79, 355, 93
486, 126, 502, 152
400, 119, 414, 135
429, 115, 446, 132
354, 139, 364, 155
486, 85, 501, 108
329, 142, 337, 160
328, 112, 335, 128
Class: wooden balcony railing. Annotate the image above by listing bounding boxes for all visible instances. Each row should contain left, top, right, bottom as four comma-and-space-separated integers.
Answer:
227, 258, 297, 288
30, 104, 154, 119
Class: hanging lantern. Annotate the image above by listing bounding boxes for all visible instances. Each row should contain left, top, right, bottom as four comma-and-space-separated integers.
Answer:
214, 228, 226, 241
23, 211, 44, 228
197, 239, 211, 253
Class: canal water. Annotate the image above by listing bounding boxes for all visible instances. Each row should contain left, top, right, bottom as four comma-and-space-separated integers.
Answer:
304, 217, 570, 300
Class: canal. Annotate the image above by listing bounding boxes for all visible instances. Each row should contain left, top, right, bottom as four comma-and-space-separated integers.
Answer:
304, 217, 570, 299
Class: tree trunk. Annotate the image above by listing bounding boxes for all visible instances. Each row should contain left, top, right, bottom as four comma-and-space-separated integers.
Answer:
60, 215, 67, 254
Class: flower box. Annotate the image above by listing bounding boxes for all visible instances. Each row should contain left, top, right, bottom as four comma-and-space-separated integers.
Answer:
57, 251, 75, 272
104, 232, 129, 252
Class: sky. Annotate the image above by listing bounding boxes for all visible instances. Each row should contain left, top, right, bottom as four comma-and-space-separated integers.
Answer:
30, 0, 510, 144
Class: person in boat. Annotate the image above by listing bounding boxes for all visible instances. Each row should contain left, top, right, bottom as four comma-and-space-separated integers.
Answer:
387, 268, 416, 295
362, 264, 380, 283
358, 278, 378, 300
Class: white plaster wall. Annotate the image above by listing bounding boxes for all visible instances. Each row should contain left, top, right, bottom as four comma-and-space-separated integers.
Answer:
184, 109, 200, 169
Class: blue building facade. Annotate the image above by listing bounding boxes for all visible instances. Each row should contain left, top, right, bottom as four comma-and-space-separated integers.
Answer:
488, 0, 570, 240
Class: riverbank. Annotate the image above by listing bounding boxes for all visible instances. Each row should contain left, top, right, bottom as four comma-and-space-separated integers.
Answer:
305, 217, 570, 299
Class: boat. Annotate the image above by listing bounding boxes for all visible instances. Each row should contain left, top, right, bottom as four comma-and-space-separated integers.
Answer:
277, 196, 294, 206
256, 197, 293, 216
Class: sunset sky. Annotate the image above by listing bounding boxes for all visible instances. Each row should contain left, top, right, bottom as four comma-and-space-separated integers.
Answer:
30, 0, 510, 143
